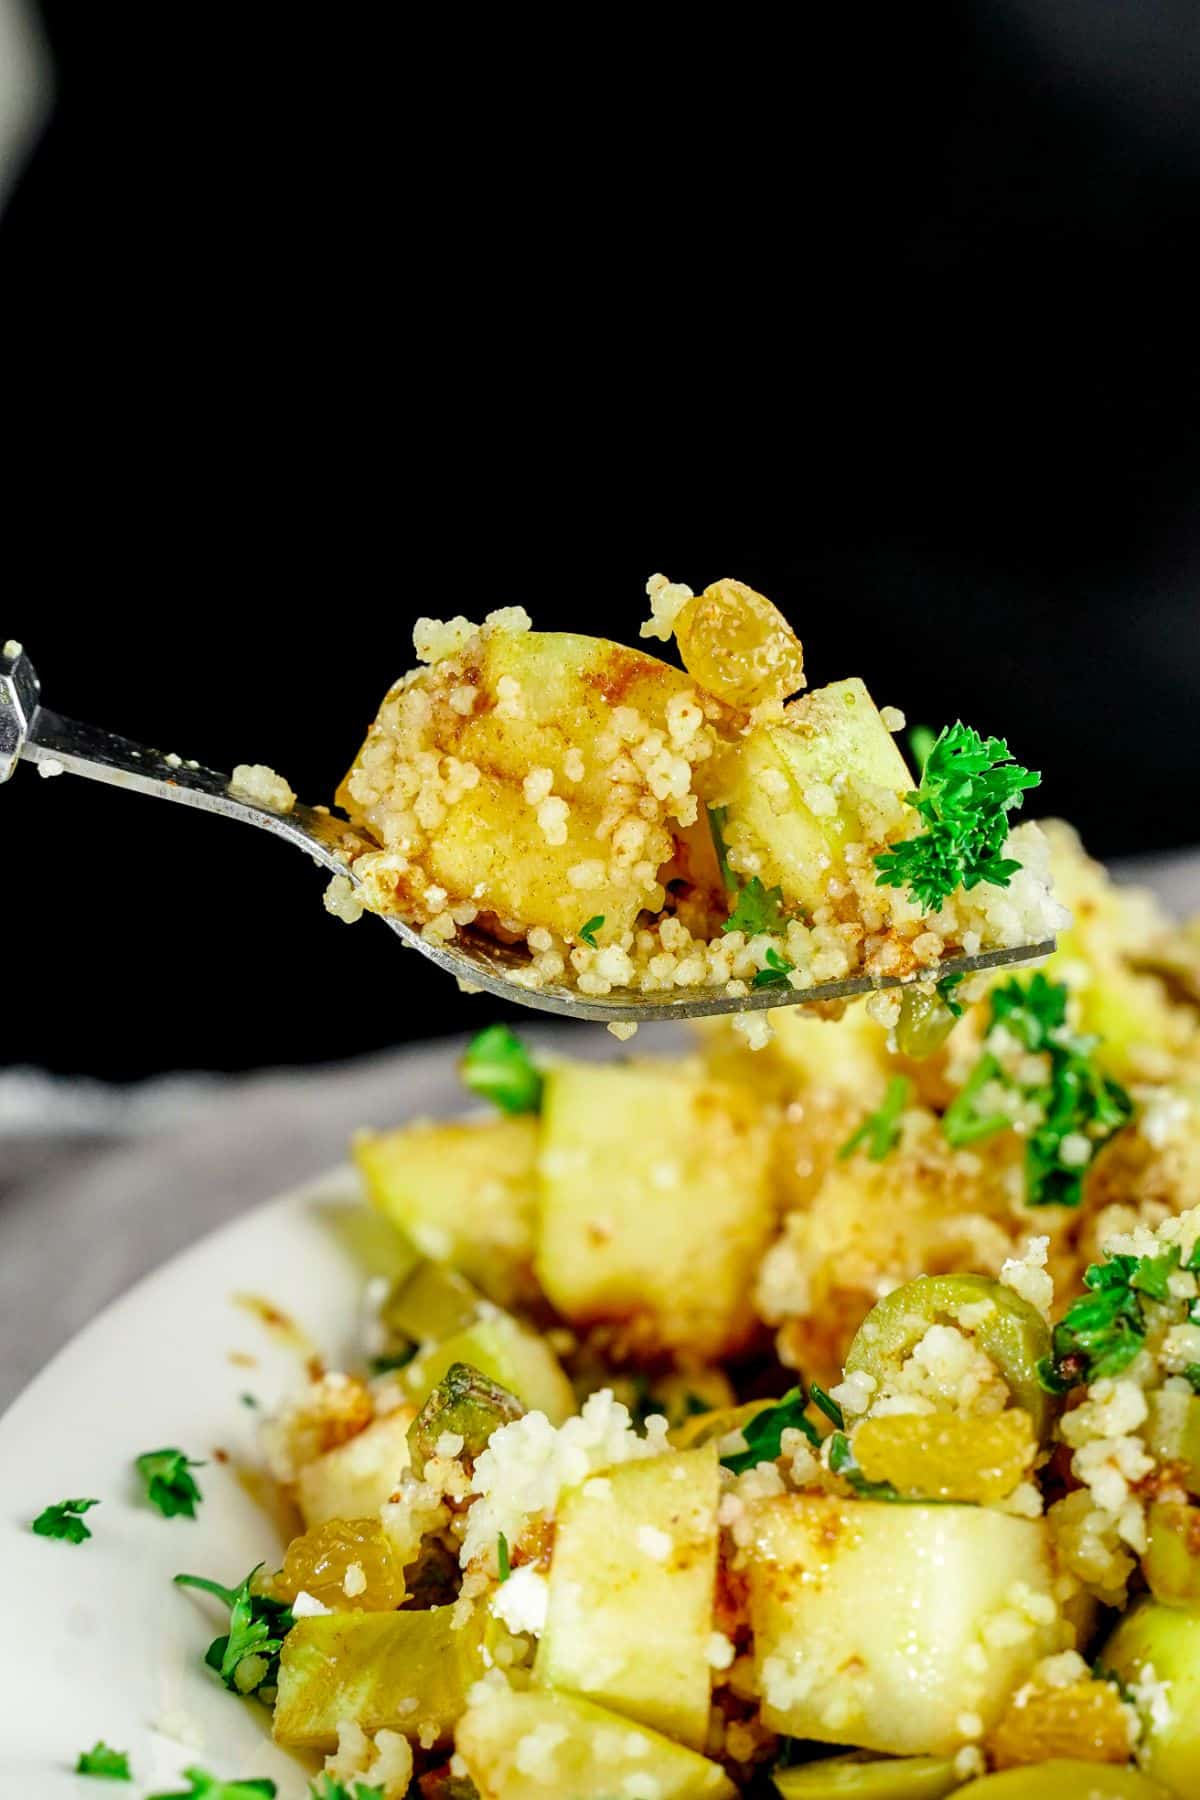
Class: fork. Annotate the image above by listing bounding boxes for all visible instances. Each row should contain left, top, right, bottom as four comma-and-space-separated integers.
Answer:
0, 642, 1055, 1023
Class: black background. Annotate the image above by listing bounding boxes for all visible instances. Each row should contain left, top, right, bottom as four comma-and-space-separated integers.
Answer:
2, 3, 1198, 1078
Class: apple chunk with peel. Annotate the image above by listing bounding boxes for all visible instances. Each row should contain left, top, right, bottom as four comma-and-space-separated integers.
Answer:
1099, 1597, 1200, 1798
456, 1686, 736, 1800
274, 1603, 484, 1750
746, 1495, 1062, 1756
535, 1061, 776, 1360
355, 1113, 538, 1306
718, 676, 912, 914
534, 1446, 719, 1748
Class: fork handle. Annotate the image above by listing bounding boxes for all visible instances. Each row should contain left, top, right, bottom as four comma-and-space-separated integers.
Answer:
0, 641, 353, 875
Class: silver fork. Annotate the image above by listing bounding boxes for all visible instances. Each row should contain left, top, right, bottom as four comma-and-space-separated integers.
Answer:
0, 642, 1055, 1023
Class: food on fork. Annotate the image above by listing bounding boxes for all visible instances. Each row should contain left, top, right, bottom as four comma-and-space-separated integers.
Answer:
331, 576, 1066, 1038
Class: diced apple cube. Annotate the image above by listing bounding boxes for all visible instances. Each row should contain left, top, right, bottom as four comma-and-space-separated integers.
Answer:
535, 1447, 719, 1748
747, 1494, 1061, 1756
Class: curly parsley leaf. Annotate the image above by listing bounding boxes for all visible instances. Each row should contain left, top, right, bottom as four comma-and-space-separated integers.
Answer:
146, 1771, 277, 1800
174, 1566, 293, 1696
751, 946, 795, 990
460, 1024, 543, 1115
76, 1742, 131, 1779
578, 915, 605, 949
838, 1076, 911, 1162
722, 875, 788, 938
873, 721, 1041, 911
721, 1387, 820, 1475
136, 1448, 205, 1519
309, 1779, 386, 1800
943, 974, 1132, 1206
1038, 1247, 1182, 1394
32, 1496, 99, 1545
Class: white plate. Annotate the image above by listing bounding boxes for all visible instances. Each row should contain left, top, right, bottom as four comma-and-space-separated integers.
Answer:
0, 1166, 372, 1797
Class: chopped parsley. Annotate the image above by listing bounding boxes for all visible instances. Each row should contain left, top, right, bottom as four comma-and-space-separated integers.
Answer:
31, 1496, 99, 1545
460, 1023, 543, 1115
1038, 1244, 1188, 1393
722, 875, 788, 939
1185, 1365, 1200, 1395
239, 1393, 259, 1409
808, 1383, 845, 1429
707, 804, 736, 893
578, 915, 604, 949
935, 971, 966, 1018
873, 721, 1041, 911
174, 1566, 294, 1697
76, 1742, 131, 1779
136, 1448, 205, 1519
497, 1531, 511, 1582
309, 1780, 385, 1800
720, 1387, 820, 1475
146, 1773, 276, 1800
752, 946, 795, 990
838, 1076, 911, 1162
943, 973, 1132, 1206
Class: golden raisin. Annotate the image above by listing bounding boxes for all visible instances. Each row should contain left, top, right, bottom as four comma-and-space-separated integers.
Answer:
852, 1409, 1036, 1504
673, 579, 805, 709
988, 1680, 1134, 1769
277, 1516, 406, 1611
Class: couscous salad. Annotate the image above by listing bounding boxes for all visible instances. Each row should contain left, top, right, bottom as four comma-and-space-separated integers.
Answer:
33, 593, 1200, 1797
119, 825, 1199, 1799
326, 577, 1066, 1042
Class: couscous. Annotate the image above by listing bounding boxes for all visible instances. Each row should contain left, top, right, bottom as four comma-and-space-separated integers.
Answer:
158, 818, 1200, 1797
330, 577, 1067, 1043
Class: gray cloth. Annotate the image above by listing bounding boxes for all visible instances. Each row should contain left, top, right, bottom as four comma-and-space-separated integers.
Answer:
0, 1024, 664, 1412
2, 850, 1198, 1414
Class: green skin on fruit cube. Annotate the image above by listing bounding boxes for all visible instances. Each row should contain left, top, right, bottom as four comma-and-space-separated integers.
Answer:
534, 1446, 720, 1748
717, 678, 912, 915
1100, 1597, 1200, 1796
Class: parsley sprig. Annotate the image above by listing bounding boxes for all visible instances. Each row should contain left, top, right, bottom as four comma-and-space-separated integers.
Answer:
838, 1076, 911, 1162
1039, 1242, 1197, 1393
76, 1742, 131, 1779
722, 875, 788, 938
147, 1772, 276, 1800
136, 1448, 205, 1519
874, 722, 1041, 911
720, 1387, 822, 1474
944, 974, 1132, 1206
460, 1024, 543, 1115
31, 1496, 100, 1544
173, 1566, 294, 1696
